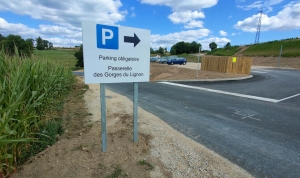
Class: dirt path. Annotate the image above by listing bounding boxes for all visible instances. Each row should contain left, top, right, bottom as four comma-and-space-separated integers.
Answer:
234, 46, 249, 56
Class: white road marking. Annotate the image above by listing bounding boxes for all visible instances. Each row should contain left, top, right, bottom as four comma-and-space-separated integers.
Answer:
159, 82, 299, 103
251, 71, 268, 73
234, 110, 261, 121
277, 93, 300, 102
255, 69, 270, 72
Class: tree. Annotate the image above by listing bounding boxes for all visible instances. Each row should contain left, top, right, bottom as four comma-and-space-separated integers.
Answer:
36, 36, 44, 50
0, 34, 33, 56
49, 42, 53, 49
43, 40, 49, 49
158, 47, 164, 55
74, 44, 84, 67
164, 47, 167, 53
170, 48, 176, 55
190, 41, 201, 53
209, 42, 217, 51
0, 34, 5, 41
184, 42, 191, 53
224, 42, 231, 49
26, 38, 34, 48
174, 41, 185, 54
150, 47, 154, 54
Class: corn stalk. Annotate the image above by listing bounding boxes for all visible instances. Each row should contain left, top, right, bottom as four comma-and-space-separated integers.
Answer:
0, 47, 73, 177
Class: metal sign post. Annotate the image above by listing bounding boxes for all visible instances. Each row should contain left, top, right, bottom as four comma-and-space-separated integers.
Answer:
133, 83, 138, 143
100, 83, 106, 152
277, 46, 283, 69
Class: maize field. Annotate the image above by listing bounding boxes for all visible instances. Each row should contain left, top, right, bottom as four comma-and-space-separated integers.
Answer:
0, 48, 73, 177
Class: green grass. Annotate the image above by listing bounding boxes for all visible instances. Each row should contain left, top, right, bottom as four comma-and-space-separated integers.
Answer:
19, 118, 64, 165
206, 46, 241, 56
34, 49, 77, 69
243, 39, 300, 57
105, 165, 124, 178
137, 159, 154, 170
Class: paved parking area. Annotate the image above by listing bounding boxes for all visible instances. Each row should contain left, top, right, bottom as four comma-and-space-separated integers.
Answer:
166, 69, 300, 103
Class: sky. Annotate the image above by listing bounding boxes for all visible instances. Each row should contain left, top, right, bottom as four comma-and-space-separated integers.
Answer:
0, 0, 299, 50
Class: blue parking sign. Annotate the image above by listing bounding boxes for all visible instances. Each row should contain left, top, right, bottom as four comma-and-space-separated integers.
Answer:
96, 24, 119, 50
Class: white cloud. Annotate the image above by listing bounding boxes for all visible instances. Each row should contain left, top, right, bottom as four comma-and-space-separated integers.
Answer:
228, 15, 233, 19
0, 0, 126, 28
141, 0, 218, 28
39, 25, 73, 35
237, 0, 284, 12
131, 13, 136, 17
151, 29, 210, 49
0, 18, 37, 37
234, 2, 300, 32
0, 0, 128, 47
199, 37, 231, 50
184, 20, 204, 29
232, 33, 236, 36
219, 30, 228, 36
130, 6, 136, 17
0, 16, 211, 49
39, 25, 82, 40
46, 37, 82, 47
141, 0, 218, 11
168, 11, 205, 24
0, 18, 82, 47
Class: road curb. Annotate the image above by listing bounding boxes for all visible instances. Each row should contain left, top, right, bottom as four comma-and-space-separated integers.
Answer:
156, 75, 253, 82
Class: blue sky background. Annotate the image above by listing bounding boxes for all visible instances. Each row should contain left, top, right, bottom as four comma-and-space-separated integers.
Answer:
0, 0, 299, 50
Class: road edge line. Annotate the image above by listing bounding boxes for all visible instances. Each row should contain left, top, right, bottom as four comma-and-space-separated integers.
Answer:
159, 82, 279, 103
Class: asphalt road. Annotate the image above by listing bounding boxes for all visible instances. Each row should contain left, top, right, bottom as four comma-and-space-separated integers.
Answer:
73, 68, 300, 178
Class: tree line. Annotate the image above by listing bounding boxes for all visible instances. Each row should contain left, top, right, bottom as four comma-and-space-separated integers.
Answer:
150, 47, 167, 55
151, 41, 221, 55
0, 33, 53, 56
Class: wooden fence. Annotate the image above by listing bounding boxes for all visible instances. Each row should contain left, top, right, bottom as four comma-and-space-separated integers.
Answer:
201, 56, 252, 75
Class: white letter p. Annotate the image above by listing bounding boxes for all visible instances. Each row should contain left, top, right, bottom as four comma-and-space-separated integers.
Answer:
102, 29, 113, 45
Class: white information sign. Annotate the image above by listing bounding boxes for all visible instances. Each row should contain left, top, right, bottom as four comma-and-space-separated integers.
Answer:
82, 21, 150, 84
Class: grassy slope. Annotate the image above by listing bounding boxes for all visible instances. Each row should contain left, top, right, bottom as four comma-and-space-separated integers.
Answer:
243, 39, 300, 57
206, 46, 240, 56
204, 39, 300, 57
34, 48, 77, 69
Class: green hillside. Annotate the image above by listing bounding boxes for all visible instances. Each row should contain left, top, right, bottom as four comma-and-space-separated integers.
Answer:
205, 38, 300, 57
243, 39, 300, 57
206, 46, 241, 56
